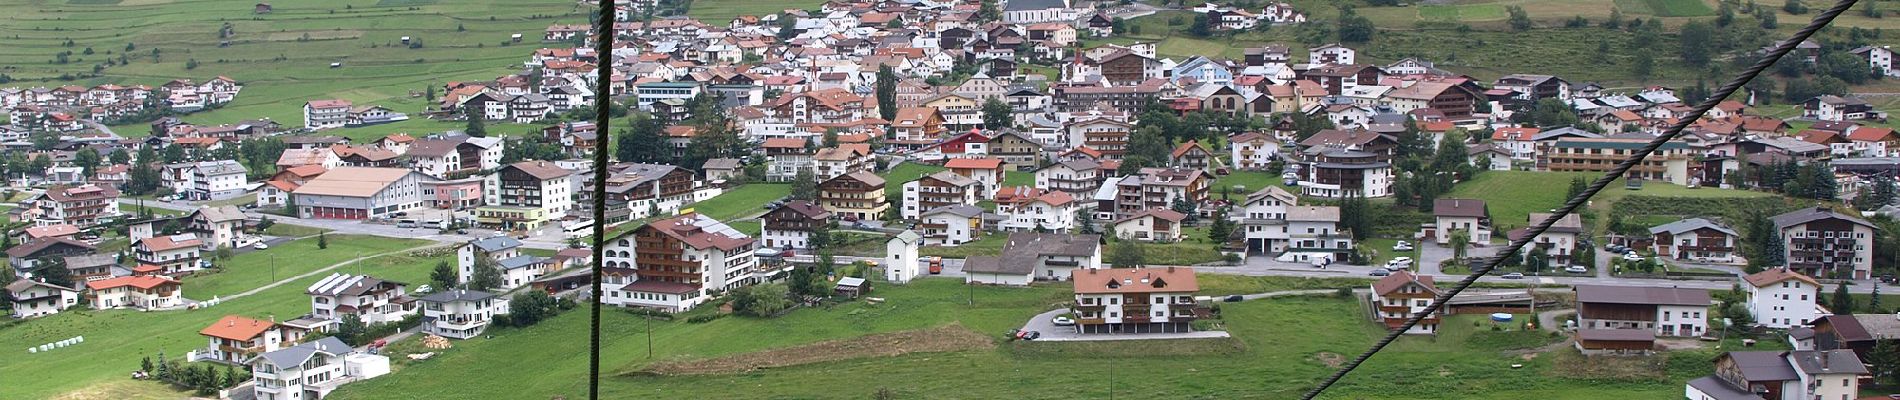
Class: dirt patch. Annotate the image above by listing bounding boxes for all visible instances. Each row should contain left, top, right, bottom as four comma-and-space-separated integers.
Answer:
631, 325, 995, 376
1546, 347, 1671, 380
1314, 352, 1344, 368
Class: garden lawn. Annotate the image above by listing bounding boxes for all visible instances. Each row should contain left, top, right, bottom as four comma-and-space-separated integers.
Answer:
688, 183, 788, 221
184, 234, 434, 298
1211, 170, 1293, 197
883, 162, 948, 199
332, 280, 1702, 399
1002, 171, 1034, 187
1448, 171, 1771, 231
0, 248, 449, 400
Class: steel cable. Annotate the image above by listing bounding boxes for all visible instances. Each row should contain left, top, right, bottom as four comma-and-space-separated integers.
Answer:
585, 0, 617, 398
1300, 1, 1860, 398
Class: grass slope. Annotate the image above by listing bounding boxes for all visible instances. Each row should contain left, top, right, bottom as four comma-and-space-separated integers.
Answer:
1, 0, 584, 138
0, 236, 441, 399
1448, 170, 1771, 231
333, 277, 1705, 399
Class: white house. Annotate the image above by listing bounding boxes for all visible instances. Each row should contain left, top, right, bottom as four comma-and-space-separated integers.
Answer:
6, 279, 79, 318
173, 160, 249, 201
885, 230, 922, 284
1369, 270, 1441, 334
1228, 132, 1279, 171
993, 189, 1078, 232
250, 336, 388, 400
1234, 186, 1297, 256
419, 289, 508, 339
919, 204, 984, 246
962, 232, 1103, 286
1684, 350, 1866, 400
1111, 208, 1187, 242
457, 236, 547, 291
1743, 268, 1822, 329
303, 99, 352, 130
135, 234, 205, 274
84, 275, 182, 310
597, 212, 762, 312
306, 273, 416, 325
1308, 43, 1355, 65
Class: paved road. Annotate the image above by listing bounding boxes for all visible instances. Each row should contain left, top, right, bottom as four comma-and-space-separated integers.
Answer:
1021, 308, 1232, 342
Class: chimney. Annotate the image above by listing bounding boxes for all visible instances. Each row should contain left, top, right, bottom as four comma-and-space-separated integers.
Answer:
1167, 266, 1176, 273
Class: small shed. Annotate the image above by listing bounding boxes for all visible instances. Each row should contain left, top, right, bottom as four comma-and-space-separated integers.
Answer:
1575, 328, 1655, 355
835, 277, 868, 298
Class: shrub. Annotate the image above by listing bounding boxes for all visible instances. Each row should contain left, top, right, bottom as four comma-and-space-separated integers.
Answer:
686, 314, 724, 323
1334, 288, 1353, 298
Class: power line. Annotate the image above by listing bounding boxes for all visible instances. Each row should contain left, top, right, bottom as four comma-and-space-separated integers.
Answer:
1300, 1, 1862, 398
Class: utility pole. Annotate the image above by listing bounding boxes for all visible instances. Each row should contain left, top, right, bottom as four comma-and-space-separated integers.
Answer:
646, 315, 653, 359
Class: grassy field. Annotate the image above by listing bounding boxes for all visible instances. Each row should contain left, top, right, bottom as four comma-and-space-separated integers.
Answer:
0, 235, 445, 400
185, 234, 434, 298
332, 276, 1710, 399
1212, 170, 1294, 197
689, 183, 788, 221
1447, 170, 1773, 231
0, 0, 583, 139
882, 162, 948, 200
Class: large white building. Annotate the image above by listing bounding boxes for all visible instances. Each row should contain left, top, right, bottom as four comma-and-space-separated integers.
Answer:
84, 275, 182, 310
306, 273, 416, 325
165, 160, 249, 201
457, 236, 550, 292
250, 336, 389, 400
962, 232, 1102, 286
478, 161, 575, 231
1002, 0, 1078, 24
290, 167, 439, 220
419, 289, 508, 339
304, 99, 352, 130
1743, 268, 1822, 329
6, 279, 79, 319
1575, 285, 1710, 338
598, 212, 763, 313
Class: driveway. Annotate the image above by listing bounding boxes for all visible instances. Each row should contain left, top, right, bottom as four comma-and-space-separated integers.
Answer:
1019, 308, 1231, 342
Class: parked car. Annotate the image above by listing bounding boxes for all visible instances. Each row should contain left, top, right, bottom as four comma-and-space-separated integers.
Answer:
1622, 252, 1645, 262
1501, 273, 1525, 279
1369, 269, 1391, 277
1564, 265, 1587, 274
1224, 295, 1244, 302
1052, 316, 1075, 326
1392, 241, 1414, 251
928, 257, 944, 274
253, 242, 269, 250
1386, 257, 1413, 270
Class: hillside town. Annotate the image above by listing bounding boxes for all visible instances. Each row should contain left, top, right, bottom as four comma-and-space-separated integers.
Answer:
8, 0, 1900, 398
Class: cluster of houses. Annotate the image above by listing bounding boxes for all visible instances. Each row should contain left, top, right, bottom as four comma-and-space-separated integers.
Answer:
5, 203, 263, 319
0, 77, 242, 134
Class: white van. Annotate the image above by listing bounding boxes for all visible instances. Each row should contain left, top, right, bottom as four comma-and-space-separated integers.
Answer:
424, 219, 445, 230
396, 219, 418, 228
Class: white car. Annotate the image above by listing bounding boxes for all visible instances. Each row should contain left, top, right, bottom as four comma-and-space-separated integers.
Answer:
1392, 241, 1414, 251
1386, 257, 1413, 270
1564, 265, 1587, 274
1052, 316, 1076, 326
1622, 252, 1645, 262
253, 242, 269, 250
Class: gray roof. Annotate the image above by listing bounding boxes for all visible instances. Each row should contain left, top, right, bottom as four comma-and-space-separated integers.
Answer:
1648, 218, 1738, 237
252, 336, 352, 369
1003, 0, 1067, 11
496, 255, 547, 271
469, 236, 523, 253
923, 170, 979, 187
1788, 349, 1868, 375
1531, 127, 1600, 141
193, 160, 247, 176
702, 158, 743, 170
6, 279, 76, 293
922, 204, 984, 218
1771, 207, 1873, 230
1286, 206, 1340, 222
1684, 376, 1760, 400
62, 254, 117, 269
420, 289, 496, 303
1724, 351, 1801, 382
965, 232, 1100, 276
1573, 285, 1710, 306
194, 205, 246, 223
